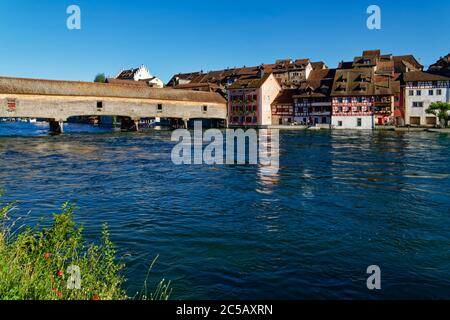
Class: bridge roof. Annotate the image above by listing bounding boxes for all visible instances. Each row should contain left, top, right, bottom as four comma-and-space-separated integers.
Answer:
0, 76, 226, 104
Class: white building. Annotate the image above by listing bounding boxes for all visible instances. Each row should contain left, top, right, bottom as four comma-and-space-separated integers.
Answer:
404, 71, 450, 126
116, 65, 164, 88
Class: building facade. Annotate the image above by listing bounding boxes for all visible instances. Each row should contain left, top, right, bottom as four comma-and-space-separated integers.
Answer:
271, 89, 298, 125
228, 73, 281, 126
404, 71, 450, 126
291, 69, 336, 127
331, 50, 401, 129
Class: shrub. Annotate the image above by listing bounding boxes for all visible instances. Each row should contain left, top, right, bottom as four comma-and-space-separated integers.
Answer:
0, 199, 171, 300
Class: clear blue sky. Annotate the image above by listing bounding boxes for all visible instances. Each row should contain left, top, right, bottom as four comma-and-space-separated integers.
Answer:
0, 0, 449, 83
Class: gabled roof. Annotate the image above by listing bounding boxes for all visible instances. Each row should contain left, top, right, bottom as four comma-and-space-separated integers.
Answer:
311, 61, 327, 70
428, 53, 450, 76
116, 68, 139, 79
294, 59, 311, 66
272, 89, 300, 105
376, 60, 395, 73
393, 55, 423, 72
331, 69, 399, 96
308, 68, 336, 81
363, 50, 381, 57
338, 61, 354, 69
228, 73, 273, 90
403, 71, 450, 82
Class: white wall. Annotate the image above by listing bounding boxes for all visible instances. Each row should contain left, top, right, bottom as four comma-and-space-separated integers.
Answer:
405, 86, 449, 125
332, 115, 373, 129
260, 75, 282, 126
134, 66, 153, 81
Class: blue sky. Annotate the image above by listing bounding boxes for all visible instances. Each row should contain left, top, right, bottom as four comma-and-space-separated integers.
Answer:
0, 0, 449, 83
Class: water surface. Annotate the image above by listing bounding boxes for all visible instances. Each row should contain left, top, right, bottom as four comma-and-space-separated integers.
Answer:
0, 122, 449, 299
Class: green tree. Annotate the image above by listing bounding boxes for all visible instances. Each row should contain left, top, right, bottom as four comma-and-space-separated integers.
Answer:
94, 73, 106, 83
426, 102, 450, 127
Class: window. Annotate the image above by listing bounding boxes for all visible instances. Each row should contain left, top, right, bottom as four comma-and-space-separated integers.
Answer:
412, 102, 424, 108
203, 105, 208, 112
437, 89, 442, 95
429, 90, 434, 96
338, 121, 343, 127
409, 90, 414, 96
157, 104, 163, 111
416, 90, 422, 96
7, 99, 16, 111
97, 101, 103, 109
357, 118, 362, 127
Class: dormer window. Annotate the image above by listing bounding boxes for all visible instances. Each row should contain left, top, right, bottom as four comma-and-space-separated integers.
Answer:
354, 84, 367, 92
337, 75, 347, 82
335, 85, 346, 92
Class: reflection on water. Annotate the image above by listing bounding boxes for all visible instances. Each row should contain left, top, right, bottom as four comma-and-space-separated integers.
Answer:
0, 123, 450, 299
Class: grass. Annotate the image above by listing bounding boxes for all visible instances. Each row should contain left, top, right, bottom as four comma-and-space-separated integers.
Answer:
0, 196, 171, 300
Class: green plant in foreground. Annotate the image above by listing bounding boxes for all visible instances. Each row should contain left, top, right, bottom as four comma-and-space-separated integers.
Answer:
0, 199, 171, 300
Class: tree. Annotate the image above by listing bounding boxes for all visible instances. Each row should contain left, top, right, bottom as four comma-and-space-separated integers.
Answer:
94, 73, 106, 83
426, 102, 450, 127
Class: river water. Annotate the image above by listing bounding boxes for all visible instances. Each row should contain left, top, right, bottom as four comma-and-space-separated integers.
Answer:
0, 122, 449, 299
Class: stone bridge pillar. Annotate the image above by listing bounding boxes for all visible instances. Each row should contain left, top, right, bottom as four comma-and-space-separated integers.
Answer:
49, 120, 64, 134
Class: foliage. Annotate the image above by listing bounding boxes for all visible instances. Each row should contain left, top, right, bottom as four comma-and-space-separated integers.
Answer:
425, 102, 450, 127
0, 199, 171, 300
94, 73, 106, 83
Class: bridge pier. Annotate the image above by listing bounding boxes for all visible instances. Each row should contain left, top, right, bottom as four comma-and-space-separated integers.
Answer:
49, 120, 64, 134
121, 117, 140, 132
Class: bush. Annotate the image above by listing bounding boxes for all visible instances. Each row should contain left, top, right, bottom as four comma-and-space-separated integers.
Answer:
0, 200, 171, 300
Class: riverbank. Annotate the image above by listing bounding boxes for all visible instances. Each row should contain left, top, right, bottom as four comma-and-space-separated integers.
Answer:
0, 200, 171, 300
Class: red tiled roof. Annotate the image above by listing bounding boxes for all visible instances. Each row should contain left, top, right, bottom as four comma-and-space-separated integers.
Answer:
403, 71, 450, 82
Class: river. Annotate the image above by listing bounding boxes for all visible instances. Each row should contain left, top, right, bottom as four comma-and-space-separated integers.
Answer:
0, 122, 449, 299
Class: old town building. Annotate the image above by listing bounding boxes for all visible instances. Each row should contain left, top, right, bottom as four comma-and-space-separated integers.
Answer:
264, 59, 313, 88
115, 65, 164, 88
292, 68, 336, 126
428, 53, 450, 77
331, 50, 402, 129
228, 73, 281, 127
403, 71, 450, 126
167, 58, 322, 92
271, 89, 299, 125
